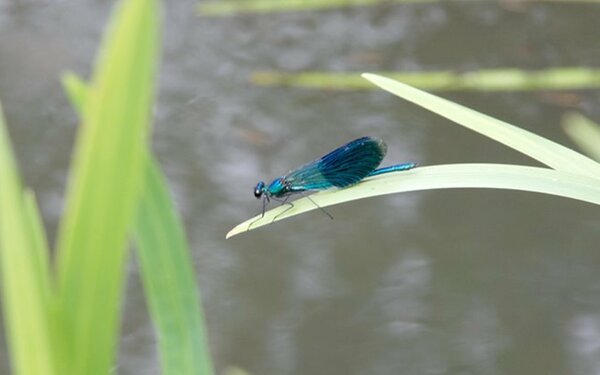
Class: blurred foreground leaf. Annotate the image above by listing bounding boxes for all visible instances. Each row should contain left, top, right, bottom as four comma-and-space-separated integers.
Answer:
4, 0, 215, 373
54, 0, 160, 373
0, 104, 58, 375
63, 72, 214, 375
135, 161, 215, 375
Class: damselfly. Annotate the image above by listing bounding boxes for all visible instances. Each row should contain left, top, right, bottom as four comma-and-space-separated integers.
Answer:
253, 136, 416, 219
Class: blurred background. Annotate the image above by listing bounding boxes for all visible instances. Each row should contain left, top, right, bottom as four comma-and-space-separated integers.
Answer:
0, 0, 599, 374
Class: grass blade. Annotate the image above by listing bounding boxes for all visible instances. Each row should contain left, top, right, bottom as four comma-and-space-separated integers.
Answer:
562, 112, 600, 162
62, 72, 88, 113
22, 191, 53, 310
198, 0, 428, 16
226, 164, 600, 238
362, 73, 600, 177
251, 68, 600, 91
54, 0, 160, 373
63, 70, 214, 375
0, 103, 57, 374
135, 160, 215, 375
198, 0, 600, 17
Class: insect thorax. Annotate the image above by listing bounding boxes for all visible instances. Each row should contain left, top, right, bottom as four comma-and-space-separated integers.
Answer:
267, 177, 290, 197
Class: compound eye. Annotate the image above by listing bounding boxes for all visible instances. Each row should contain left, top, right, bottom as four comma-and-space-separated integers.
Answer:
254, 181, 265, 198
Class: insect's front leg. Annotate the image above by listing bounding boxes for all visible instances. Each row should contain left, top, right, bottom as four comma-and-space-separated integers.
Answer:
248, 195, 270, 230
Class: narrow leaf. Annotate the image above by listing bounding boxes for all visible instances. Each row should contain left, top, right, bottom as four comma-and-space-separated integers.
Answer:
251, 68, 600, 91
54, 0, 160, 373
135, 160, 215, 375
198, 0, 600, 17
61, 72, 88, 114
362, 73, 600, 177
0, 103, 57, 374
227, 164, 600, 238
63, 72, 214, 375
562, 112, 600, 162
198, 0, 428, 16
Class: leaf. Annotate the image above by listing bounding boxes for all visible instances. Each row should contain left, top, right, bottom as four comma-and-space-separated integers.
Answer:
63, 71, 214, 375
135, 161, 215, 375
0, 103, 57, 375
251, 68, 600, 91
226, 164, 600, 238
362, 73, 600, 178
54, 0, 160, 373
198, 0, 423, 16
61, 72, 88, 114
198, 0, 600, 17
562, 112, 600, 162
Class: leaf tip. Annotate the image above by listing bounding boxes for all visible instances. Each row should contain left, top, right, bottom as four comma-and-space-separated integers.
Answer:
225, 224, 245, 239
361, 72, 376, 81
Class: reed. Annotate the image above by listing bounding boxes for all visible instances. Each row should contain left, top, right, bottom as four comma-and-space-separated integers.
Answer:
0, 0, 214, 374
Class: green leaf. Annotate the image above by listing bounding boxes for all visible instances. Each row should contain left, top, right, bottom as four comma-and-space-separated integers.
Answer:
54, 0, 160, 373
362, 73, 600, 178
61, 72, 88, 114
135, 160, 215, 375
63, 69, 214, 375
198, 0, 600, 17
562, 112, 600, 162
250, 68, 600, 91
198, 0, 424, 16
226, 164, 600, 238
0, 103, 57, 374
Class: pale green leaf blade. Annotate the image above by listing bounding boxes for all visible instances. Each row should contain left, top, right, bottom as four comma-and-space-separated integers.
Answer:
226, 164, 600, 238
54, 0, 160, 373
0, 103, 57, 375
562, 112, 600, 162
135, 160, 215, 375
362, 73, 600, 177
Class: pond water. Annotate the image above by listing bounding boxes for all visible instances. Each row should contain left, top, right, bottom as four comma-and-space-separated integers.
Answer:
0, 1, 599, 374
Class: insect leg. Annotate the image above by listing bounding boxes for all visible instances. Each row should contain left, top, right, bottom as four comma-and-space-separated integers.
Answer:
248, 195, 269, 230
271, 196, 295, 223
300, 192, 333, 220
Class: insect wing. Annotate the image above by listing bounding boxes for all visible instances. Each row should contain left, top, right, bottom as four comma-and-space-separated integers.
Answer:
286, 137, 387, 190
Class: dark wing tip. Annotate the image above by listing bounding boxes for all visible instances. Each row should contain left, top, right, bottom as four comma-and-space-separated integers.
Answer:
355, 136, 387, 158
